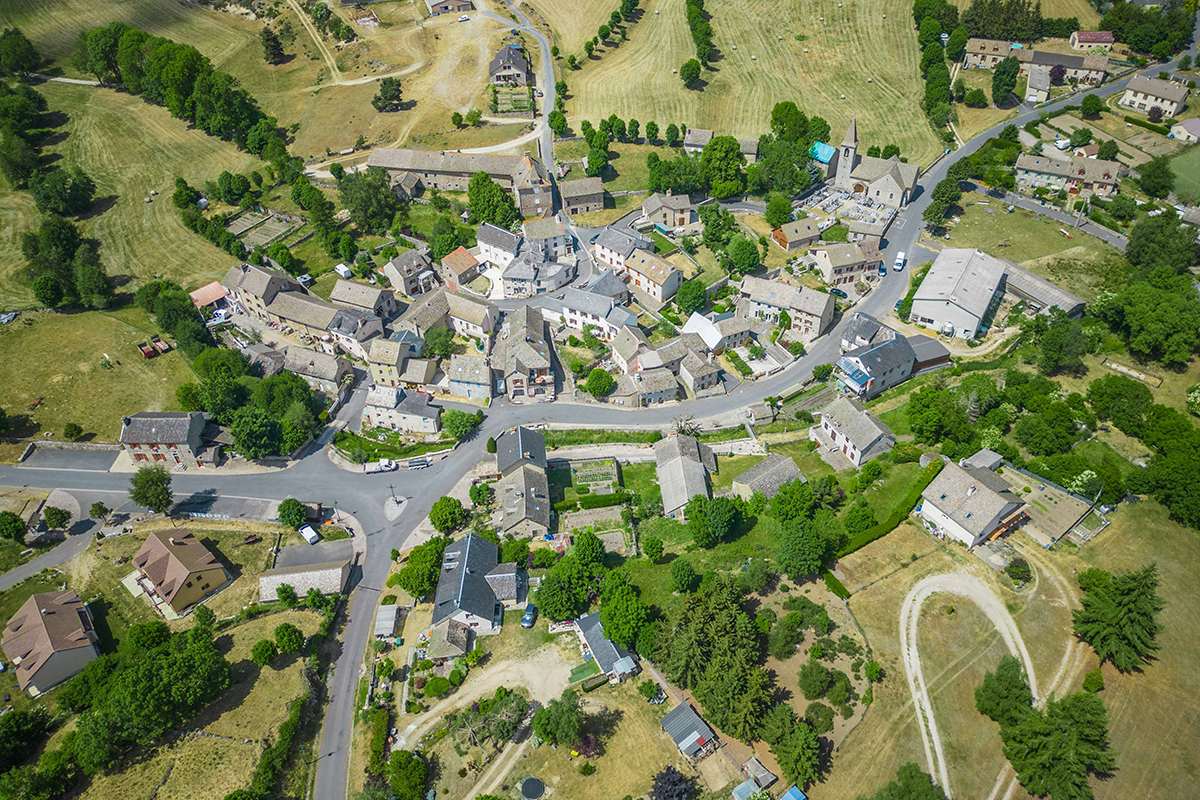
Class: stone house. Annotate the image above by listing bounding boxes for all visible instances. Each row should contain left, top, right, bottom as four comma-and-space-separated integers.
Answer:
731, 453, 804, 501
809, 396, 895, 468
489, 46, 529, 85
682, 128, 713, 155
919, 461, 1025, 548
425, 0, 473, 15
366, 148, 553, 217
259, 540, 353, 603
593, 227, 653, 271
329, 279, 396, 318
772, 219, 821, 251
120, 411, 213, 468
523, 216, 573, 260
447, 354, 493, 399
809, 242, 883, 287
440, 247, 481, 291
739, 275, 835, 340
641, 193, 696, 228
655, 434, 715, 520
283, 346, 353, 396
383, 249, 439, 297
495, 464, 551, 537
1069, 30, 1113, 51
496, 305, 552, 400
362, 386, 441, 433
623, 250, 683, 302
476, 222, 522, 268
1014, 154, 1121, 198
559, 177, 604, 214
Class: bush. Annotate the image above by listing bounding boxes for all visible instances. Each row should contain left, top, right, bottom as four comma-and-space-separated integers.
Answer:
448, 669, 465, 686
580, 762, 596, 776
577, 492, 629, 509
367, 708, 389, 775
423, 676, 451, 697
1082, 668, 1104, 693
805, 701, 834, 734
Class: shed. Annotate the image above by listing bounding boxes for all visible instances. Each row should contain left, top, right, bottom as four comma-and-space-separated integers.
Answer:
259, 539, 354, 602
743, 756, 777, 789
781, 786, 809, 800
374, 604, 399, 639
661, 702, 716, 759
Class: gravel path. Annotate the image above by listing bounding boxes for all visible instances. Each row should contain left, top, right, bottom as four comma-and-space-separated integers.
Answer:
899, 572, 1039, 799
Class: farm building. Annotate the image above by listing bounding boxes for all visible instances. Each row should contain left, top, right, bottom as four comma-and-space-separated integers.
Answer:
558, 177, 605, 215
910, 249, 1005, 339
425, 0, 473, 14
732, 453, 805, 501
1001, 262, 1086, 317
772, 219, 821, 251
661, 702, 718, 761
366, 149, 553, 218
260, 540, 354, 603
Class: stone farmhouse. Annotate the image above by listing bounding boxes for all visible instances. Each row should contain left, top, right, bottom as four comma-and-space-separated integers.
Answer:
1014, 153, 1121, 198
493, 426, 550, 536
656, 434, 716, 520
623, 250, 683, 302
1069, 30, 1114, 51
2, 590, 99, 696
431, 532, 521, 636
682, 128, 713, 154
593, 227, 654, 271
1119, 76, 1189, 118
559, 177, 605, 215
395, 287, 497, 339
366, 148, 554, 218
259, 540, 353, 603
440, 246, 481, 291
500, 250, 575, 297
329, 279, 396, 318
739, 275, 835, 341
831, 118, 920, 209
642, 193, 697, 229
448, 354, 492, 399
732, 453, 804, 501
362, 386, 441, 433
120, 411, 214, 468
807, 242, 883, 287
425, 0, 473, 15
489, 45, 529, 85
809, 396, 895, 468
494, 305, 553, 401
383, 249, 439, 297
284, 346, 353, 396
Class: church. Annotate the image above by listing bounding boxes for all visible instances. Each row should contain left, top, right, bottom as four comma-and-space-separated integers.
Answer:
830, 118, 920, 209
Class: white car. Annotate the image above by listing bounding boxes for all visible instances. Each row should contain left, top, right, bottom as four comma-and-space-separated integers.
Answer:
458, 14, 469, 21
893, 252, 907, 271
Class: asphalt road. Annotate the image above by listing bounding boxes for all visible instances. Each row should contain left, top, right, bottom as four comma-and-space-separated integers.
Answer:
4, 35, 1197, 799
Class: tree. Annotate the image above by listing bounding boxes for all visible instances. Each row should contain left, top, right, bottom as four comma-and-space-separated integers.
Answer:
260, 26, 284, 64
649, 766, 693, 800
645, 120, 659, 142
600, 582, 648, 648
274, 622, 304, 653
547, 109, 567, 137
918, 16, 943, 48
442, 408, 481, 441
573, 529, 605, 566
945, 26, 969, 60
798, 657, 830, 700
975, 655, 1033, 728
567, 54, 577, 69
1072, 562, 1164, 672
665, 122, 681, 146
339, 167, 401, 234
429, 496, 468, 534
0, 511, 25, 542
670, 557, 698, 592
1137, 157, 1174, 198
1083, 668, 1105, 693
1080, 92, 1104, 118
89, 501, 111, 521
29, 167, 97, 216
278, 498, 307, 529
372, 77, 403, 112
469, 482, 493, 507
532, 689, 584, 746
0, 28, 39, 76
395, 537, 449, 597
674, 279, 706, 315
1036, 311, 1087, 375
701, 135, 746, 197
770, 100, 808, 142
865, 660, 882, 683
680, 58, 701, 85
862, 763, 949, 800
387, 750, 427, 800
467, 171, 518, 227
585, 368, 615, 397
765, 194, 792, 227
130, 465, 172, 513
991, 56, 1020, 104
725, 234, 761, 275
584, 40, 594, 57
1001, 691, 1116, 799
231, 406, 282, 458
641, 535, 664, 562
42, 507, 71, 530
32, 276, 63, 308
419, 327, 454, 361
251, 639, 278, 666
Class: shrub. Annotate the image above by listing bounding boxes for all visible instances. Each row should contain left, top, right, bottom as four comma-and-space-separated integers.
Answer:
822, 569, 850, 599
424, 676, 451, 697
577, 492, 629, 509
1124, 115, 1170, 135
448, 669, 465, 686
1083, 668, 1104, 693
805, 701, 834, 734
367, 708, 389, 775
580, 762, 596, 776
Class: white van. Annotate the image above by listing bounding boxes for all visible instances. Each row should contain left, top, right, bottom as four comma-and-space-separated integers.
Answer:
299, 525, 321, 544
893, 252, 907, 271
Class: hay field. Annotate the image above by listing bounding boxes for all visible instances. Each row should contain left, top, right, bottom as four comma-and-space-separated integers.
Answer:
949, 0, 1101, 25
522, 0, 618, 56
557, 0, 943, 166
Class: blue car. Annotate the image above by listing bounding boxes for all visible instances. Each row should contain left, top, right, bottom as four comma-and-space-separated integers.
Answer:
830, 288, 848, 299
521, 603, 538, 628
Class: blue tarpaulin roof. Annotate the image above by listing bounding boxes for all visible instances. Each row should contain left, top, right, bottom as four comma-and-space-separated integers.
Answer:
782, 786, 809, 800
810, 141, 835, 164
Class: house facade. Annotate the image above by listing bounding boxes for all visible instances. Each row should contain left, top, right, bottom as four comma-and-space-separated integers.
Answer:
476, 222, 522, 268
809, 242, 882, 287
497, 305, 552, 400
366, 148, 553, 217
681, 312, 753, 354
2, 590, 99, 696
362, 386, 441, 433
133, 529, 229, 614
682, 128, 714, 154
383, 250, 439, 296
964, 38, 1108, 84
259, 540, 353, 603
447, 354, 493, 399
425, 0, 473, 15
1014, 153, 1121, 198
559, 177, 604, 214
739, 275, 835, 340
835, 337, 917, 400
593, 227, 652, 271
440, 247, 481, 291
1070, 30, 1113, 51
431, 533, 505, 634
489, 46, 529, 85
1119, 75, 1189, 118
623, 250, 683, 302
810, 397, 895, 467
120, 411, 211, 468
641, 193, 696, 228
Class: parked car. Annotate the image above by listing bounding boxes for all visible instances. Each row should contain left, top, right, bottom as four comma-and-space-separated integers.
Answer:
458, 14, 470, 21
535, 89, 544, 97
878, 263, 887, 277
830, 288, 848, 299
521, 603, 538, 628
363, 459, 398, 473
893, 252, 906, 271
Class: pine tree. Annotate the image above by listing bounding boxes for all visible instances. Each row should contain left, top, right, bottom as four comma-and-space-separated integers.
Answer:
1072, 563, 1164, 672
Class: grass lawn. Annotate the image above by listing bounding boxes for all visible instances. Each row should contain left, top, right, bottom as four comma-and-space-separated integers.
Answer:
334, 430, 455, 461
737, 215, 791, 269
767, 439, 838, 482
0, 310, 198, 440
555, 140, 676, 193
560, 0, 943, 166
666, 245, 727, 288
543, 429, 662, 447
877, 403, 912, 437
571, 192, 637, 226
710, 454, 765, 492
936, 192, 1126, 301
0, 82, 265, 310
1169, 143, 1200, 201
953, 68, 1020, 143
505, 679, 688, 799
619, 462, 660, 508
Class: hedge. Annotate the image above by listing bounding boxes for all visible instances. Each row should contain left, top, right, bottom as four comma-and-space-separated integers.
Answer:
1124, 116, 1170, 135
822, 569, 851, 599
582, 673, 609, 692
555, 499, 578, 512
577, 492, 630, 510
835, 460, 944, 557
246, 692, 309, 798
366, 707, 390, 775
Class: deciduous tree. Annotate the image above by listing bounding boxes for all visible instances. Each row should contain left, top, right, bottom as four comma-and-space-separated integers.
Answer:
129, 465, 173, 513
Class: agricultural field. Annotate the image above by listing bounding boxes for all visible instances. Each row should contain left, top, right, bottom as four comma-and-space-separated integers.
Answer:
0, 309, 197, 440
554, 0, 943, 166
1169, 143, 1200, 201
554, 140, 676, 192
932, 192, 1127, 301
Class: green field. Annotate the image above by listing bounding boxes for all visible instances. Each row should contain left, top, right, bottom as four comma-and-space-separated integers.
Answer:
0, 81, 264, 310
1169, 144, 1200, 201
0, 309, 197, 440
556, 0, 943, 166
554, 139, 676, 193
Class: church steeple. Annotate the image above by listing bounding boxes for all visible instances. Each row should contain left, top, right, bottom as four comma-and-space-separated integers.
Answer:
841, 116, 859, 149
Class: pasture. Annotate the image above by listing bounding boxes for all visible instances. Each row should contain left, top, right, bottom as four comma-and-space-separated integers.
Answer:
553, 0, 943, 166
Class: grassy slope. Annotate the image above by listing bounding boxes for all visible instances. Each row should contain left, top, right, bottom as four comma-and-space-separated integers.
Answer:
559, 0, 942, 166
0, 309, 197, 439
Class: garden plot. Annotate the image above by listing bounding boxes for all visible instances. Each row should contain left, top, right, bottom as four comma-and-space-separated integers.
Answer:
243, 215, 297, 248
225, 210, 270, 236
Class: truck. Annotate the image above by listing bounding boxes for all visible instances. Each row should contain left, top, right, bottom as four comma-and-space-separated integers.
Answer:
363, 459, 398, 473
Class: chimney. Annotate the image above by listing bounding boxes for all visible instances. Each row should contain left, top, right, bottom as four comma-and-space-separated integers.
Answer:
169, 537, 175, 544
122, 416, 132, 427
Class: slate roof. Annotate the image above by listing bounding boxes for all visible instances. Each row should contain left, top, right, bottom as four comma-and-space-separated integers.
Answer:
1015, 154, 1121, 184
741, 275, 833, 317
283, 346, 348, 382
559, 176, 603, 199
448, 354, 491, 384
266, 291, 339, 330
1127, 75, 1189, 103
2, 590, 95, 691
562, 286, 616, 318
369, 338, 409, 367
818, 396, 895, 457
915, 249, 1006, 321
613, 325, 650, 363
923, 461, 1023, 538
425, 618, 471, 660
496, 426, 546, 476
476, 222, 521, 252
431, 532, 500, 626
624, 250, 680, 287
577, 611, 636, 676
1028, 64, 1052, 92
907, 334, 952, 365
489, 45, 529, 77
587, 269, 629, 299
502, 305, 551, 376
484, 562, 523, 603
120, 412, 205, 445
595, 227, 652, 258
733, 453, 805, 498
840, 337, 917, 380
962, 448, 1004, 471
330, 279, 388, 310
655, 434, 714, 514
366, 148, 546, 183
133, 529, 223, 606
642, 192, 692, 215
662, 703, 715, 757
849, 154, 920, 188
398, 292, 450, 332
1001, 262, 1085, 316
680, 350, 718, 382
841, 312, 895, 349
496, 464, 551, 532
244, 344, 285, 377
1073, 30, 1114, 43
635, 366, 679, 395
683, 128, 714, 148
387, 248, 433, 275
222, 262, 302, 299
777, 218, 820, 242
813, 242, 877, 268
523, 217, 566, 240
445, 290, 493, 327
399, 358, 438, 385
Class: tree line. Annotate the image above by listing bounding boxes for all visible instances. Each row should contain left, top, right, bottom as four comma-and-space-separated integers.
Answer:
959, 0, 1078, 43
1101, 1, 1194, 59
562, 0, 641, 71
